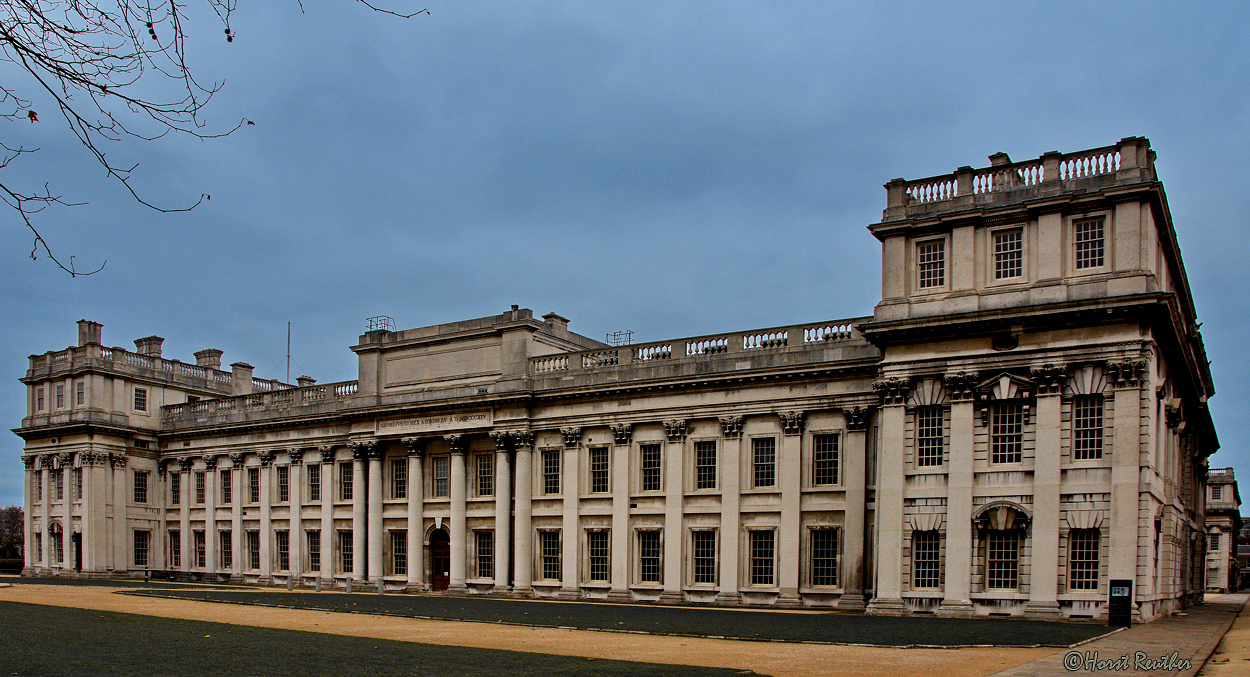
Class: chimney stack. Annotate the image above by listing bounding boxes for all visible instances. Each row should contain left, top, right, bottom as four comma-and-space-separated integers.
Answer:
77, 320, 103, 346
134, 335, 164, 357
194, 349, 224, 370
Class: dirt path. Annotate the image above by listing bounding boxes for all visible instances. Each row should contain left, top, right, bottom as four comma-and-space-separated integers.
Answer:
0, 585, 1057, 677
1199, 595, 1250, 675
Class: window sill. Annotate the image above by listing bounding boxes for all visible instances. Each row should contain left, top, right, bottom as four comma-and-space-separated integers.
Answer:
907, 467, 947, 475
970, 591, 1028, 600
531, 581, 562, 589
580, 582, 611, 590
628, 584, 664, 591
682, 585, 718, 592
902, 590, 944, 598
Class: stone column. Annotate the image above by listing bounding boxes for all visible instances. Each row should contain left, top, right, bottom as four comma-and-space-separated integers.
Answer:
513, 432, 534, 593
80, 454, 94, 572
39, 457, 51, 571
178, 458, 192, 573
842, 407, 872, 611
349, 444, 367, 583
111, 454, 128, 573
58, 453, 73, 572
288, 450, 303, 582
716, 417, 743, 604
778, 412, 804, 606
22, 456, 34, 572
559, 427, 582, 599
489, 432, 512, 592
318, 446, 335, 581
609, 424, 633, 601
661, 419, 686, 603
259, 450, 274, 581
367, 444, 384, 584
403, 438, 426, 589
230, 454, 244, 577
446, 434, 468, 591
939, 372, 978, 617
1108, 361, 1145, 599
204, 456, 218, 577
1026, 366, 1064, 618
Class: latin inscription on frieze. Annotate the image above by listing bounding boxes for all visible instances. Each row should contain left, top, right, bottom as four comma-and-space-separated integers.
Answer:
375, 410, 493, 434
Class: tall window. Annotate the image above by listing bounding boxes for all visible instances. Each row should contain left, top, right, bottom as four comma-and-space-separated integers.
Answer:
339, 531, 353, 573
1209, 532, 1221, 551
392, 458, 408, 499
277, 466, 289, 503
169, 531, 182, 568
75, 381, 85, 406
588, 531, 609, 582
36, 387, 44, 411
1212, 485, 1223, 501
590, 448, 610, 493
339, 462, 355, 501
32, 471, 41, 503
195, 471, 206, 505
640, 444, 662, 492
540, 531, 561, 581
247, 531, 261, 570
133, 387, 147, 412
475, 531, 492, 579
53, 468, 63, 501
912, 530, 940, 589
986, 531, 1019, 589
693, 531, 716, 584
994, 229, 1023, 279
695, 441, 717, 490
133, 530, 150, 567
750, 530, 775, 586
74, 468, 82, 501
638, 531, 661, 583
248, 468, 260, 503
393, 531, 408, 576
307, 464, 321, 502
476, 454, 493, 497
50, 525, 63, 564
542, 450, 561, 495
276, 531, 289, 571
991, 404, 1024, 464
432, 457, 449, 498
1074, 218, 1105, 269
813, 433, 840, 484
1068, 529, 1100, 591
307, 530, 321, 572
55, 384, 65, 409
219, 531, 232, 570
811, 529, 839, 587
1073, 395, 1103, 460
169, 473, 181, 505
133, 471, 148, 504
220, 470, 232, 504
752, 438, 776, 488
918, 240, 945, 288
194, 531, 206, 568
916, 407, 944, 467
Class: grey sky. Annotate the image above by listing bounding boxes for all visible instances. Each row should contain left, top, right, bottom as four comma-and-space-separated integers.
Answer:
3, 1, 1248, 506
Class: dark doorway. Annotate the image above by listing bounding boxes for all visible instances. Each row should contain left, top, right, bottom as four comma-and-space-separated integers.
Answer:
72, 533, 81, 573
429, 529, 450, 591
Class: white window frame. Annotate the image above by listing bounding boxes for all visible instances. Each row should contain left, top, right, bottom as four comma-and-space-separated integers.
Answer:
914, 235, 949, 293
1069, 212, 1111, 275
988, 224, 1026, 285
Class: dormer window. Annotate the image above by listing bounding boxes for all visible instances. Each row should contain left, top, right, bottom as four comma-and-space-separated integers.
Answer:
917, 240, 945, 288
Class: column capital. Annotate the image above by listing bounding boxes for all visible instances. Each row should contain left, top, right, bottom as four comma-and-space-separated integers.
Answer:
663, 419, 687, 442
349, 440, 377, 461
1029, 363, 1068, 395
777, 411, 804, 436
21, 455, 36, 470
843, 406, 872, 432
489, 431, 512, 452
203, 454, 220, 470
318, 445, 335, 464
943, 370, 980, 402
57, 451, 73, 467
402, 437, 426, 457
610, 423, 633, 445
560, 427, 582, 448
257, 449, 275, 467
510, 429, 534, 451
287, 449, 303, 465
109, 453, 128, 468
229, 452, 246, 468
717, 415, 742, 439
177, 456, 194, 472
872, 376, 912, 406
1105, 359, 1147, 389
444, 434, 466, 455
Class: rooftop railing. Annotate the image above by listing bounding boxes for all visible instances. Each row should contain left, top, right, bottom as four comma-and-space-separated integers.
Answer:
162, 380, 359, 423
28, 344, 237, 392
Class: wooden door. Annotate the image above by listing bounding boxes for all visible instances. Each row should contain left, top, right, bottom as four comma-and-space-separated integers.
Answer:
430, 530, 450, 591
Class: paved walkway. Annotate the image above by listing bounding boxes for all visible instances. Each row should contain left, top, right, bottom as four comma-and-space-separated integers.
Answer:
990, 594, 1248, 677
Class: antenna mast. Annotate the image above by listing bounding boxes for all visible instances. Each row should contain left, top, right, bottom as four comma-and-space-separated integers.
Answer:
286, 322, 291, 384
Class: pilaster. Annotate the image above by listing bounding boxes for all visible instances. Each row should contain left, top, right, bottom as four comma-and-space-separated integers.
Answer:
938, 371, 978, 617
204, 455, 218, 578
349, 442, 368, 582
366, 443, 384, 584
609, 423, 632, 601
559, 427, 582, 599
488, 432, 512, 593
512, 431, 534, 594
660, 419, 686, 603
843, 405, 873, 611
259, 451, 273, 582
777, 411, 804, 607
1025, 364, 1065, 619
403, 438, 426, 589
318, 446, 334, 581
716, 415, 743, 604
287, 450, 303, 583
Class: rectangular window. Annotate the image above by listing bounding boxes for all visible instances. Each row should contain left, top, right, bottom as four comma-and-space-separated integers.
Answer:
75, 381, 85, 406
986, 531, 1019, 590
476, 454, 493, 497
1074, 218, 1105, 269
542, 450, 561, 495
339, 462, 353, 501
276, 531, 289, 571
194, 531, 206, 568
912, 530, 941, 589
475, 531, 493, 579
169, 473, 180, 505
307, 530, 321, 572
811, 529, 839, 587
219, 531, 232, 570
1069, 529, 1100, 591
991, 404, 1024, 464
32, 471, 41, 503
74, 468, 82, 501
277, 466, 289, 503
220, 470, 232, 504
752, 438, 776, 488
695, 441, 717, 490
392, 458, 408, 499
994, 229, 1023, 279
169, 531, 182, 568
393, 531, 409, 576
339, 531, 353, 573
248, 468, 260, 503
638, 531, 661, 583
1212, 485, 1223, 501
308, 464, 321, 502
53, 469, 63, 502
590, 447, 610, 494
813, 433, 840, 484
133, 387, 147, 412
588, 531, 609, 582
133, 471, 148, 504
1072, 395, 1103, 460
247, 531, 261, 571
133, 530, 150, 568
1209, 533, 1221, 551
918, 240, 945, 288
36, 387, 44, 411
540, 531, 561, 581
56, 384, 65, 409
750, 530, 776, 586
693, 531, 716, 584
432, 457, 449, 498
641, 444, 662, 492
195, 471, 206, 505
34, 533, 42, 563
52, 530, 63, 564
916, 407, 944, 467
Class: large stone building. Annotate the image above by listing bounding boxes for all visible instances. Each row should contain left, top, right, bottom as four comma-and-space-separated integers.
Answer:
1204, 468, 1241, 593
15, 138, 1218, 622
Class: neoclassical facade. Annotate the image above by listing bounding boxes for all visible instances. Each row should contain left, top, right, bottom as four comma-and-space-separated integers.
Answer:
1204, 468, 1241, 593
16, 138, 1217, 622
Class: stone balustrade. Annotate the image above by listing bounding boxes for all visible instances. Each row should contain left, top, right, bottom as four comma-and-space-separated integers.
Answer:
162, 379, 359, 425
26, 344, 246, 394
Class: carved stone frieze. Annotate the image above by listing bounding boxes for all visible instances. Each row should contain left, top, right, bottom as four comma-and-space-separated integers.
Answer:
610, 423, 634, 445
560, 427, 583, 447
778, 411, 804, 436
944, 371, 980, 402
872, 377, 911, 406
402, 437, 426, 457
1029, 363, 1067, 395
444, 434, 466, 455
718, 416, 743, 440
663, 419, 687, 442
843, 406, 871, 432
